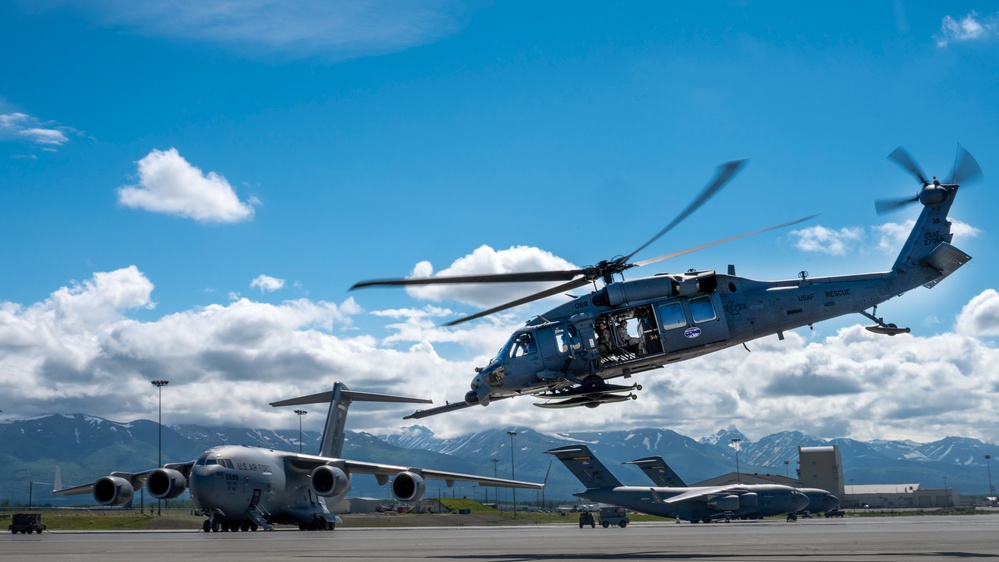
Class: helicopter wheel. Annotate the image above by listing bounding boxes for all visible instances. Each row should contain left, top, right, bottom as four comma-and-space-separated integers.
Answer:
582, 375, 602, 389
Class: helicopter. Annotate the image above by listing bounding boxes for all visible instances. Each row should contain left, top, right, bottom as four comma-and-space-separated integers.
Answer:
352, 147, 981, 418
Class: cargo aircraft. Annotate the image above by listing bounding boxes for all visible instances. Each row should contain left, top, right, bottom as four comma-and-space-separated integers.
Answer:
548, 445, 809, 522
626, 455, 840, 517
53, 383, 542, 533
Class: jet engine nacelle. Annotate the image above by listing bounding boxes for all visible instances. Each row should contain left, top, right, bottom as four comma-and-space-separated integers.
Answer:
738, 492, 758, 508
310, 465, 351, 499
147, 468, 188, 500
93, 476, 134, 506
707, 494, 740, 512
391, 471, 426, 502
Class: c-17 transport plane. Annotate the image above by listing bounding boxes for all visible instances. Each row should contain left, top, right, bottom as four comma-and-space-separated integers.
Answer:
626, 455, 841, 517
53, 383, 543, 533
548, 445, 808, 523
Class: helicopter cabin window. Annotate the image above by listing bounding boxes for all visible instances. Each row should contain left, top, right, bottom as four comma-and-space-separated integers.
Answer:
509, 332, 537, 358
659, 301, 686, 330
555, 324, 580, 354
689, 296, 717, 323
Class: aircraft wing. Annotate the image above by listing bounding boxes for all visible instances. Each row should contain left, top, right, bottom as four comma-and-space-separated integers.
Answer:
345, 460, 545, 489
652, 485, 731, 505
285, 453, 542, 489
51, 462, 196, 496
51, 470, 152, 496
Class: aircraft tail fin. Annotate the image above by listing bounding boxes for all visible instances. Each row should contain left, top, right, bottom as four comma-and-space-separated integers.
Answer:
271, 382, 431, 458
890, 194, 968, 286
624, 456, 687, 487
545, 445, 623, 489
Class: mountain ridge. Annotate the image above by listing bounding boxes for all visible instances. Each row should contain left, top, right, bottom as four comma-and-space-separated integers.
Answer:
1, 414, 995, 505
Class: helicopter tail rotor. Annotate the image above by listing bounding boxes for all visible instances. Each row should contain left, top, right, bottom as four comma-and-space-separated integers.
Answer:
876, 145, 982, 216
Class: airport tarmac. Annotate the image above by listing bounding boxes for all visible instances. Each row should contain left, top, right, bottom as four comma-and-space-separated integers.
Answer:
3, 515, 998, 561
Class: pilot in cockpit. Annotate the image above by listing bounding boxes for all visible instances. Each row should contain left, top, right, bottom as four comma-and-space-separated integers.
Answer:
513, 332, 537, 357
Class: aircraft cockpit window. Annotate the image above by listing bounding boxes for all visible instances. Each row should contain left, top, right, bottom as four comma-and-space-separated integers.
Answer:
659, 301, 686, 330
223, 459, 234, 469
206, 459, 218, 466
689, 296, 717, 323
509, 332, 537, 358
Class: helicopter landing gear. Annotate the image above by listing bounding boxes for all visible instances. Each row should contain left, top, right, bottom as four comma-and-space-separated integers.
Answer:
534, 379, 642, 409
860, 307, 910, 336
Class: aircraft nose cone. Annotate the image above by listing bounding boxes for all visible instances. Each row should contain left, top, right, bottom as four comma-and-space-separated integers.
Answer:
793, 490, 810, 512
827, 494, 841, 511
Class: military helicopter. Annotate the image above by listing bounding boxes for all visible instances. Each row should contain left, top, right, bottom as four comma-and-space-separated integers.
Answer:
353, 147, 981, 418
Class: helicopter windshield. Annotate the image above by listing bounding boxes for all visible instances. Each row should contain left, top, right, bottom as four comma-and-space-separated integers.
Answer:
495, 330, 538, 361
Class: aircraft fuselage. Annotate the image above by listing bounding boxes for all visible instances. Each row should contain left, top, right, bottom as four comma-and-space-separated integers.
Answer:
575, 484, 809, 521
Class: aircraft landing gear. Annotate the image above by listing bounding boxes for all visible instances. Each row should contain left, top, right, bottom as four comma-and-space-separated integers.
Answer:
299, 517, 336, 531
786, 513, 798, 522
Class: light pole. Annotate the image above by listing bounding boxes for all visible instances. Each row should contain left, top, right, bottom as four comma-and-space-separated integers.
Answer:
784, 460, 789, 479
730, 438, 742, 483
490, 458, 500, 508
151, 380, 169, 515
508, 431, 517, 519
294, 409, 308, 453
986, 454, 994, 505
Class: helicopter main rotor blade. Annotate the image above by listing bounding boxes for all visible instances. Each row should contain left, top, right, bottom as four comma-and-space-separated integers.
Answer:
949, 145, 983, 185
351, 269, 584, 290
887, 147, 929, 185
621, 159, 748, 263
444, 277, 593, 327
632, 214, 818, 268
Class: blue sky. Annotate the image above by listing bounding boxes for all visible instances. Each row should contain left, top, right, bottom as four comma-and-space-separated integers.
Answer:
2, 1, 999, 445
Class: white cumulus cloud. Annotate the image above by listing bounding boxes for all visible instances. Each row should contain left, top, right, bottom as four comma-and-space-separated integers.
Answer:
403, 245, 580, 310
251, 275, 285, 293
117, 148, 256, 223
956, 289, 999, 337
790, 225, 865, 256
3, 267, 999, 444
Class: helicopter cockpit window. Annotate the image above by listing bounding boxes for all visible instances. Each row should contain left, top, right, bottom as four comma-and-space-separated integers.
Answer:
659, 301, 686, 330
689, 296, 717, 323
509, 332, 537, 358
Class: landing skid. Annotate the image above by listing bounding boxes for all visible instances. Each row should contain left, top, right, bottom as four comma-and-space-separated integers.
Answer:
533, 382, 642, 409
534, 393, 637, 409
